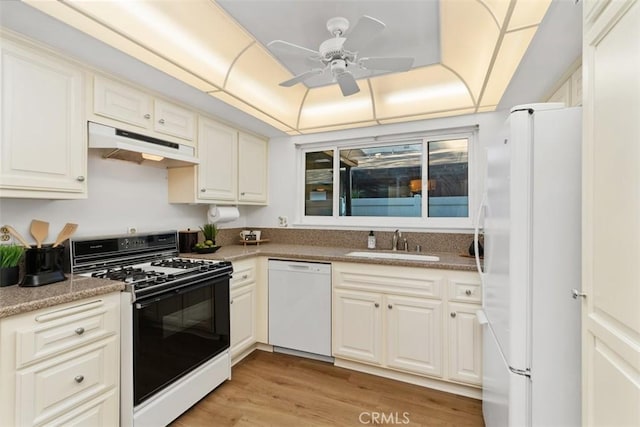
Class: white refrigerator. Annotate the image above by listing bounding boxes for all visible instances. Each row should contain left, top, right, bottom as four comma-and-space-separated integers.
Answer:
476, 103, 582, 426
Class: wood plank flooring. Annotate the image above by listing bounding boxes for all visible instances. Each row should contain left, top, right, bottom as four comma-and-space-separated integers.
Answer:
170, 351, 484, 427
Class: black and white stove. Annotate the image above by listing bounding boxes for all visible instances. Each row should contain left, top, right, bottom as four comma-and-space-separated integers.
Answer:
69, 231, 232, 426
70, 231, 233, 300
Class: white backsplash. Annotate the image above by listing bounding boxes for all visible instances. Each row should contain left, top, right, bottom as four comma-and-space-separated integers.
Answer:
0, 151, 236, 241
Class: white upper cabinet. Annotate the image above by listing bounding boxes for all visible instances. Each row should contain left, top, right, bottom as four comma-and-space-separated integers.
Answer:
93, 75, 151, 128
0, 36, 87, 199
197, 118, 238, 201
153, 99, 195, 140
168, 117, 268, 205
92, 75, 195, 143
238, 132, 268, 204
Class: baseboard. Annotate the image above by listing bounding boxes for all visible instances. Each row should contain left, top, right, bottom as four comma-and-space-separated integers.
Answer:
334, 358, 482, 400
273, 346, 335, 363
231, 342, 273, 366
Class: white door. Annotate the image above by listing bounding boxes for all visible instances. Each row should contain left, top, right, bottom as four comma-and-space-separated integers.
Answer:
230, 284, 256, 358
448, 302, 482, 385
197, 117, 237, 201
153, 99, 195, 141
385, 295, 442, 377
582, 1, 640, 425
238, 132, 268, 203
0, 39, 86, 194
333, 289, 382, 364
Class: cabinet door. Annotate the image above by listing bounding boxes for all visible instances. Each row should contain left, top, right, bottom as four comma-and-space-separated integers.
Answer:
385, 295, 442, 377
238, 132, 268, 204
153, 99, 195, 141
333, 289, 382, 365
0, 39, 86, 196
197, 117, 238, 201
93, 75, 152, 129
230, 284, 256, 358
448, 302, 482, 385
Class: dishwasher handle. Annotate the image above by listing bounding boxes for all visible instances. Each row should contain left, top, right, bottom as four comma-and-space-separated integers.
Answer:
269, 260, 331, 274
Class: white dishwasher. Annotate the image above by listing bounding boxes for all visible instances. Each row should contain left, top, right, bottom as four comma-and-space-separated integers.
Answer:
268, 260, 332, 358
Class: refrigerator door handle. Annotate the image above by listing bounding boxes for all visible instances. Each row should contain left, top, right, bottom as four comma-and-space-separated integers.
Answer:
474, 192, 487, 276
509, 366, 532, 378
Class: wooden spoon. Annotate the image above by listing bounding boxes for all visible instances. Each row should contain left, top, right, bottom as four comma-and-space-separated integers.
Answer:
52, 223, 78, 247
30, 219, 49, 248
3, 225, 32, 249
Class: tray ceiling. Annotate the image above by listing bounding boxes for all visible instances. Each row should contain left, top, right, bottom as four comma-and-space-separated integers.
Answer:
22, 0, 553, 135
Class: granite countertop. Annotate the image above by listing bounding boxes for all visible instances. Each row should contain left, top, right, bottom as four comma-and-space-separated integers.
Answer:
182, 243, 480, 271
0, 243, 478, 319
0, 275, 124, 319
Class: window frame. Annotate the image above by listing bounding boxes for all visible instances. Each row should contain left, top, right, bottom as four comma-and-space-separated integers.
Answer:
295, 126, 478, 230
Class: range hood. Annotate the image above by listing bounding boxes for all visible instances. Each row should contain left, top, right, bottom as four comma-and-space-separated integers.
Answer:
88, 121, 199, 166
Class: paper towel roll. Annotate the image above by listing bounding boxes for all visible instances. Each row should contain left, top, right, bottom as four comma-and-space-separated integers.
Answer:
207, 205, 240, 223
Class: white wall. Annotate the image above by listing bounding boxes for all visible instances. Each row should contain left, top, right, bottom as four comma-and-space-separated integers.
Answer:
0, 152, 246, 241
244, 109, 509, 229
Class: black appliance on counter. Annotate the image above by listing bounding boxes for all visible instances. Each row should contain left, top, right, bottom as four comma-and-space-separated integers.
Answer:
69, 231, 233, 426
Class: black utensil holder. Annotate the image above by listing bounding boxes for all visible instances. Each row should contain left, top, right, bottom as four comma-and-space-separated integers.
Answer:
20, 245, 66, 287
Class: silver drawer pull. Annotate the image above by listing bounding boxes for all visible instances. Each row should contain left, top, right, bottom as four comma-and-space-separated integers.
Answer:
144, 113, 151, 119
230, 299, 234, 305
242, 274, 248, 279
465, 289, 472, 296
387, 304, 393, 309
450, 312, 457, 318
74, 375, 84, 383
374, 303, 379, 308
158, 118, 165, 124
75, 327, 85, 335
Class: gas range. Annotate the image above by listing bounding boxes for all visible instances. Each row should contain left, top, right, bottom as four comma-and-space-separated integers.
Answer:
69, 231, 233, 300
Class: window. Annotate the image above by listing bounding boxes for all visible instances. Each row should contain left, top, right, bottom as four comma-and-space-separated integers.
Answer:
300, 130, 475, 228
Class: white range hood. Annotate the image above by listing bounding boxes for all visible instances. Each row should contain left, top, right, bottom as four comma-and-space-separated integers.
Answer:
88, 121, 199, 166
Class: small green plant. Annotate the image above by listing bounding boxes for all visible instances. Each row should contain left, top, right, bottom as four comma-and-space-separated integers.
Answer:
0, 244, 25, 268
200, 223, 218, 242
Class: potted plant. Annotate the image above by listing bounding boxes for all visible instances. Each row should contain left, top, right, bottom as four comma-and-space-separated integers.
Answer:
195, 223, 219, 253
0, 244, 25, 287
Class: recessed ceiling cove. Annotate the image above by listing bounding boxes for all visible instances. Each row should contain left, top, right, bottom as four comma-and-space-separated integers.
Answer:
23, 0, 552, 135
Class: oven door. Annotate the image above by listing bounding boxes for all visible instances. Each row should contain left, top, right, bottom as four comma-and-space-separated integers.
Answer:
132, 274, 230, 405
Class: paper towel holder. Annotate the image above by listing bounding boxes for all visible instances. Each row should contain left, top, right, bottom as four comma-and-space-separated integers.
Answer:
207, 205, 240, 224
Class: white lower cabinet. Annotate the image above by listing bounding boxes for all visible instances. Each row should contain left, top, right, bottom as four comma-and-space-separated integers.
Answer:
230, 282, 256, 359
332, 262, 481, 390
0, 293, 120, 426
333, 289, 383, 365
386, 295, 442, 377
230, 258, 265, 363
447, 302, 482, 385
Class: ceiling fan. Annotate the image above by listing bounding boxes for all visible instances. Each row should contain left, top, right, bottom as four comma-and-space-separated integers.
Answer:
267, 16, 415, 97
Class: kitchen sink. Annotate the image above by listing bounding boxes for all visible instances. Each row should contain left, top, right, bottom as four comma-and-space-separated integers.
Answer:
345, 251, 440, 262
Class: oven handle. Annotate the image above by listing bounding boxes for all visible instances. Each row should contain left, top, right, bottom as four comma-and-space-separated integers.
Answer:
134, 278, 222, 310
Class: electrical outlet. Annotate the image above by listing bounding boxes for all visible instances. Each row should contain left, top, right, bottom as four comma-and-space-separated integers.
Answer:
0, 226, 10, 242
127, 226, 137, 235
278, 216, 288, 227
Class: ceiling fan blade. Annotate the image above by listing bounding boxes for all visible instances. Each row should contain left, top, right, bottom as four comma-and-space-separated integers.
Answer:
336, 72, 360, 96
267, 40, 320, 58
343, 16, 386, 52
359, 57, 415, 72
279, 69, 324, 87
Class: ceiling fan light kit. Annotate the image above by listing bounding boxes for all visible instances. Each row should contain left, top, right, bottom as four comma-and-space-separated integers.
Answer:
269, 15, 414, 97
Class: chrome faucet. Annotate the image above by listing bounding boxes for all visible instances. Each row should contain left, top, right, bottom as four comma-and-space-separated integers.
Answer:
392, 229, 402, 251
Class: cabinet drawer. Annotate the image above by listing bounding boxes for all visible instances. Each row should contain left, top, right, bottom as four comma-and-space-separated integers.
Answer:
42, 388, 118, 427
231, 260, 256, 289
448, 276, 482, 303
16, 298, 119, 369
15, 337, 118, 426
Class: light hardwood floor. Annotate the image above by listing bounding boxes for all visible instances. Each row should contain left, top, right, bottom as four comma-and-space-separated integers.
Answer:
170, 351, 484, 426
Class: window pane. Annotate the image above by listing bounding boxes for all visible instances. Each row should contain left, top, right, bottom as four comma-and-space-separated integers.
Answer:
427, 139, 468, 217
339, 143, 422, 217
305, 151, 334, 216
